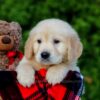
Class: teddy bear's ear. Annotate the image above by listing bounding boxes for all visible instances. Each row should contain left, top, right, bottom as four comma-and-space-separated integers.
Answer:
0, 20, 10, 34
0, 20, 8, 24
10, 22, 22, 33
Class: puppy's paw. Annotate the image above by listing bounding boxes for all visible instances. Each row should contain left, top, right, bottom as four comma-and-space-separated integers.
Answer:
46, 67, 68, 85
16, 65, 35, 87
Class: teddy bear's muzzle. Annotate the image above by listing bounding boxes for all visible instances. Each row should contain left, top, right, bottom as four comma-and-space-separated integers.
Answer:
2, 36, 11, 44
0, 35, 14, 51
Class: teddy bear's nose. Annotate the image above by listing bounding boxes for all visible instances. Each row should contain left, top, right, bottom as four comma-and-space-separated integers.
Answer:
2, 36, 11, 44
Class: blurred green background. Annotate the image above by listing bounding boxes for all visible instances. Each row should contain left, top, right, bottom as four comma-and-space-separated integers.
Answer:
0, 0, 100, 99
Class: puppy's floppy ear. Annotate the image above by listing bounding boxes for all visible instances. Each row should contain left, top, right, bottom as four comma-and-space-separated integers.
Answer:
25, 36, 33, 59
67, 36, 83, 61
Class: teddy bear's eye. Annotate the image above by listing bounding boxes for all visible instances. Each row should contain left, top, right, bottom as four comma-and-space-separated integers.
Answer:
37, 39, 42, 44
54, 39, 60, 44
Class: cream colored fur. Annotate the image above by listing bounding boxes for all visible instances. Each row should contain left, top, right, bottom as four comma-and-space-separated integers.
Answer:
16, 19, 83, 87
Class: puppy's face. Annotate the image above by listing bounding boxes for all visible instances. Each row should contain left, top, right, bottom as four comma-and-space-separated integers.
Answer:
33, 32, 67, 65
25, 19, 83, 67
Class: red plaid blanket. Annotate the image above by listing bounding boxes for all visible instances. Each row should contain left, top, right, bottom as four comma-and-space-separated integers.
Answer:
0, 69, 83, 100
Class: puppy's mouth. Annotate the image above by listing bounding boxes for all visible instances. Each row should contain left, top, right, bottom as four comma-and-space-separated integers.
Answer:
40, 58, 51, 65
36, 53, 63, 65
39, 57, 62, 65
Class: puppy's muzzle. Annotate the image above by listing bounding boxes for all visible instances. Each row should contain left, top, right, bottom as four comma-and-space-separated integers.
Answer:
41, 51, 50, 59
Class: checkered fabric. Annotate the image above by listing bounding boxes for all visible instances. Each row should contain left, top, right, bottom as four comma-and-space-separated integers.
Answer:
0, 69, 83, 100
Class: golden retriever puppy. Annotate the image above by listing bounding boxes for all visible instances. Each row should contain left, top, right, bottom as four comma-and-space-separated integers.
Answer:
16, 19, 83, 87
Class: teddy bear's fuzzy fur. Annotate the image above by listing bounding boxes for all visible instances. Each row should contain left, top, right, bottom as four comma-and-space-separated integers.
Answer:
0, 20, 22, 70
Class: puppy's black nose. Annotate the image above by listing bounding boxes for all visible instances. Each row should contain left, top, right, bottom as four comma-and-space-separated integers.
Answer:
2, 36, 11, 44
41, 52, 50, 59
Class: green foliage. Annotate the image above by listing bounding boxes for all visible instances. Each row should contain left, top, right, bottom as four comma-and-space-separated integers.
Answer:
0, 0, 100, 99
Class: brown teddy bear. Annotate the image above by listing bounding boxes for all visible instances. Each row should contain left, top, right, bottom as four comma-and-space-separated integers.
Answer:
0, 20, 23, 70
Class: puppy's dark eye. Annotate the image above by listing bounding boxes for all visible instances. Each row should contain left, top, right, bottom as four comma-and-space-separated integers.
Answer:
37, 39, 42, 44
54, 39, 60, 44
